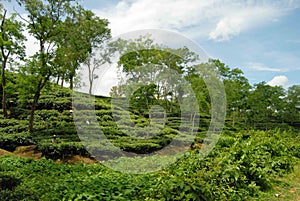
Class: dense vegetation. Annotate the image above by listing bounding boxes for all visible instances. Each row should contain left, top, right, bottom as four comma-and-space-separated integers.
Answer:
0, 129, 299, 200
0, 0, 300, 200
0, 74, 299, 200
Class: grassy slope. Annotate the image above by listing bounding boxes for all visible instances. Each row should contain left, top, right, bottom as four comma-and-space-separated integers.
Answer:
1, 83, 213, 158
250, 160, 300, 201
0, 83, 299, 200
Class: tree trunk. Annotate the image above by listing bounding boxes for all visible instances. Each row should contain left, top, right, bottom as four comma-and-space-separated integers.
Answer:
69, 76, 73, 90
28, 75, 50, 132
89, 79, 93, 95
88, 57, 93, 95
29, 90, 40, 132
1, 9, 10, 118
1, 10, 8, 118
56, 75, 60, 85
1, 57, 8, 118
61, 74, 64, 88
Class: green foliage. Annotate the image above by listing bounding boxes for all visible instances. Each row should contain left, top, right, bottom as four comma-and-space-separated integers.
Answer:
0, 188, 39, 201
0, 156, 153, 200
0, 133, 35, 151
145, 130, 299, 200
1, 6, 300, 198
116, 141, 161, 154
0, 172, 38, 201
0, 129, 299, 201
0, 5, 26, 118
37, 142, 89, 159
0, 173, 21, 190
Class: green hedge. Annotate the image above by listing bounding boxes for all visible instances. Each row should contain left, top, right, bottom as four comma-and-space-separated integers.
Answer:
0, 133, 35, 151
37, 142, 90, 160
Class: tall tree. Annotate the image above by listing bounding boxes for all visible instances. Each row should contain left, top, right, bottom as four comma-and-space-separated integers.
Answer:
185, 69, 210, 114
283, 85, 300, 125
247, 82, 285, 129
0, 4, 26, 118
202, 59, 250, 126
111, 36, 201, 129
17, 0, 74, 131
114, 36, 198, 104
55, 6, 110, 90
85, 50, 112, 95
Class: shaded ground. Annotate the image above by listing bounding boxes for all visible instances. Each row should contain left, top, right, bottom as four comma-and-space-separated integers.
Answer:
0, 146, 98, 164
0, 148, 12, 156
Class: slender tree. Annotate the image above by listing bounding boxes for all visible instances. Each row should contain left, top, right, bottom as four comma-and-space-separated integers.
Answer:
85, 50, 112, 95
55, 6, 110, 90
17, 0, 74, 131
0, 4, 26, 118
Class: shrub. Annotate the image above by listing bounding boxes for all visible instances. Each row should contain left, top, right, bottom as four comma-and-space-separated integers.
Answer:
37, 142, 90, 159
0, 188, 39, 201
0, 133, 35, 151
0, 173, 21, 190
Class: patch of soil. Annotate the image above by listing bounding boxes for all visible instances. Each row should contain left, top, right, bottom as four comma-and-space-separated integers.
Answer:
57, 155, 99, 164
0, 148, 12, 156
13, 145, 42, 159
1, 146, 99, 165
157, 143, 191, 156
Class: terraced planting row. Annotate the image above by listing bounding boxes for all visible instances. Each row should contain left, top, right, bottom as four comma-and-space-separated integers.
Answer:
0, 86, 214, 160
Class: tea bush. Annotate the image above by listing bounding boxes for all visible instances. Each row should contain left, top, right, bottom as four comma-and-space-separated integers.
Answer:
144, 130, 299, 200
0, 129, 298, 201
0, 133, 35, 151
0, 173, 21, 190
37, 142, 90, 159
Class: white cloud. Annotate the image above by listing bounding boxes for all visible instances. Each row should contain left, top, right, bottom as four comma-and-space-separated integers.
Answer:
209, 6, 281, 41
94, 64, 119, 96
209, 16, 244, 41
263, 51, 300, 71
246, 62, 287, 72
267, 75, 289, 87
93, 0, 299, 41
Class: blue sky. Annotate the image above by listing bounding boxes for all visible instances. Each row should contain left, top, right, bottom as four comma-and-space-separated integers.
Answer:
82, 0, 300, 88
3, 0, 300, 88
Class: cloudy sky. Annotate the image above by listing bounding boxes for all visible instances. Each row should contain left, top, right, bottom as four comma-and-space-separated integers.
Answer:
4, 0, 300, 88
84, 0, 300, 88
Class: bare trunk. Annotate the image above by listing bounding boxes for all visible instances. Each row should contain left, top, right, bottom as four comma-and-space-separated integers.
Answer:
69, 76, 73, 90
56, 75, 60, 85
89, 83, 93, 95
1, 10, 8, 118
1, 57, 8, 118
61, 74, 64, 88
88, 58, 92, 95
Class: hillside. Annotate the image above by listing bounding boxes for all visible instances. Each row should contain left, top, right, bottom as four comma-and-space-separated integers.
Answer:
0, 82, 215, 160
0, 83, 299, 200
